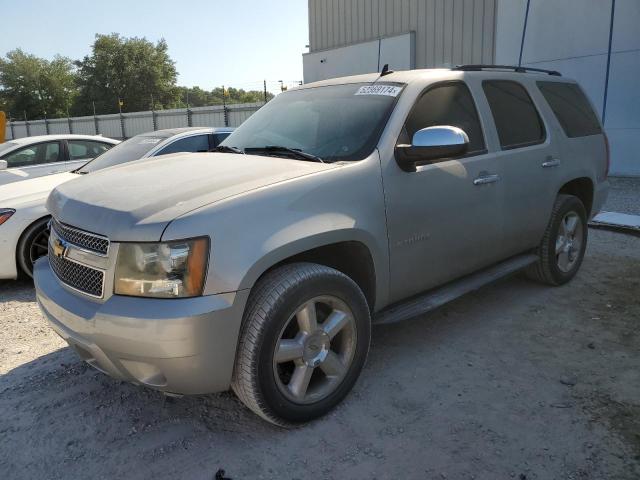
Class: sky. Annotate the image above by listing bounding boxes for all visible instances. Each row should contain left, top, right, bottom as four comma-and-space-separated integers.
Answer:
0, 0, 309, 94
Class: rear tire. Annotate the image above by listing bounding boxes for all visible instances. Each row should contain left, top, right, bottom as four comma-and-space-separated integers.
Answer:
231, 262, 371, 427
17, 217, 51, 279
526, 194, 587, 286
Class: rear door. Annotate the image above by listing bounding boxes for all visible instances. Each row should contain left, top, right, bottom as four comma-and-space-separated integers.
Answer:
536, 81, 607, 191
481, 79, 559, 257
66, 139, 114, 169
383, 80, 505, 302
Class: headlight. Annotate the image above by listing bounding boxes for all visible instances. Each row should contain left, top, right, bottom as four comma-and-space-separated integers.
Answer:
0, 209, 15, 226
114, 237, 209, 298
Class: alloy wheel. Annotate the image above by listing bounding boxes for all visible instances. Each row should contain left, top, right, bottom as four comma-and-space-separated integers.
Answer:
555, 211, 583, 273
29, 227, 50, 267
272, 295, 357, 405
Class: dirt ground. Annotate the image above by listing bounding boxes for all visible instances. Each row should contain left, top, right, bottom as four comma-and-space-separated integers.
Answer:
1, 228, 639, 480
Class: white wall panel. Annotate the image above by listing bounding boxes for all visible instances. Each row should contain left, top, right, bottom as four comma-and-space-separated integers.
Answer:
304, 32, 415, 83
123, 112, 155, 137
28, 121, 47, 136
48, 119, 70, 135
495, 0, 638, 175
156, 110, 189, 130
72, 118, 98, 135
303, 37, 380, 82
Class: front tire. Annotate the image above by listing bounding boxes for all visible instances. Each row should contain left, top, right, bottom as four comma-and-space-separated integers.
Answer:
17, 217, 51, 278
232, 262, 371, 427
526, 194, 587, 285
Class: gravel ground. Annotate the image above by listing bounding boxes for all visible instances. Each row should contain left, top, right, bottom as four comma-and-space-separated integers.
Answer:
605, 176, 640, 216
1, 193, 639, 479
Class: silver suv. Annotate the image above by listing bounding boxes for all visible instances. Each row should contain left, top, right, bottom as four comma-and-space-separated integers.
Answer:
34, 66, 609, 426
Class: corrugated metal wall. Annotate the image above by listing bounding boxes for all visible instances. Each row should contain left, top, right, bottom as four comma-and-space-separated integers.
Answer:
4, 103, 264, 141
308, 0, 496, 66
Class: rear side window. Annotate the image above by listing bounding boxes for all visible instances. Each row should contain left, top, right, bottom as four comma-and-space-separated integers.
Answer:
483, 80, 545, 149
211, 132, 231, 148
68, 140, 112, 160
537, 82, 602, 138
402, 82, 486, 154
157, 134, 210, 155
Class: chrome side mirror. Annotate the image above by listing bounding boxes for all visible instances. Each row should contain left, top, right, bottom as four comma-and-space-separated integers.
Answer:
395, 126, 469, 171
0, 160, 6, 170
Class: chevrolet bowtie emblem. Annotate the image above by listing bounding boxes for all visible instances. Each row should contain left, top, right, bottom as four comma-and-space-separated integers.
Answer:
52, 238, 67, 258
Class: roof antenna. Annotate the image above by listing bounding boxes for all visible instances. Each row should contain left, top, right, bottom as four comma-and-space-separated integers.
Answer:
380, 63, 393, 77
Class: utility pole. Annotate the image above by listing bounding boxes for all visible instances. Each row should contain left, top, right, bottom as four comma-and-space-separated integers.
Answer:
151, 94, 157, 130
263, 79, 268, 103
8, 112, 15, 140
24, 111, 30, 137
222, 85, 229, 127
118, 98, 125, 139
92, 101, 99, 135
67, 107, 73, 134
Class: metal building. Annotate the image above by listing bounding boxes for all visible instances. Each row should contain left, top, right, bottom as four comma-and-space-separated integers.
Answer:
304, 0, 639, 176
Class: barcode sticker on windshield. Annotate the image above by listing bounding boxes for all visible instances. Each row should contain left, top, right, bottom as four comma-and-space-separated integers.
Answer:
355, 85, 402, 97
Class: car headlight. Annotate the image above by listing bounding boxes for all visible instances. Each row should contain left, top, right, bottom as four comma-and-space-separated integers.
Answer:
0, 209, 15, 226
114, 237, 209, 298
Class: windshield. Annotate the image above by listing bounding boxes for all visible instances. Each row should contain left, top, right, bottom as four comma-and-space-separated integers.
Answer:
0, 142, 18, 155
77, 133, 171, 173
221, 83, 403, 162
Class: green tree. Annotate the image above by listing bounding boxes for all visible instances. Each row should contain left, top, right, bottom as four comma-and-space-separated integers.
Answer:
0, 49, 76, 119
175, 85, 274, 107
74, 33, 179, 115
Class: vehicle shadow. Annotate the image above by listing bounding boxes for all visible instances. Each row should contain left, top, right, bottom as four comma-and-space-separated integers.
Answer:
1, 261, 637, 479
0, 278, 35, 303
0, 275, 551, 480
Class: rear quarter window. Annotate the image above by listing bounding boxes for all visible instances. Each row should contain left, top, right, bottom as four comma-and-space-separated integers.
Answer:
537, 82, 602, 138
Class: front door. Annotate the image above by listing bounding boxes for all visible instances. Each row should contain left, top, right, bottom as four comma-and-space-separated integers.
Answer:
1, 140, 64, 181
382, 81, 505, 303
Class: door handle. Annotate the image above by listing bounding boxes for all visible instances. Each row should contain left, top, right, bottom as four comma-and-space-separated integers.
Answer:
473, 174, 501, 185
542, 158, 561, 168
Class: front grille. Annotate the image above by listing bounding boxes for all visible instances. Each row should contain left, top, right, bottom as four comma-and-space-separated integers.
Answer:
49, 248, 105, 298
51, 219, 109, 255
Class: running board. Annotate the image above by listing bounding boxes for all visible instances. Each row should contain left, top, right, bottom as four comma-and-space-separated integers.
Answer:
373, 254, 538, 325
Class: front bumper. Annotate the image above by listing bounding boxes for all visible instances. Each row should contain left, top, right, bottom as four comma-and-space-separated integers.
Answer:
34, 257, 249, 394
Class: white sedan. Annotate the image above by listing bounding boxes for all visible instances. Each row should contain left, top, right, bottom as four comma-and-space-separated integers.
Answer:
0, 127, 233, 279
0, 134, 120, 186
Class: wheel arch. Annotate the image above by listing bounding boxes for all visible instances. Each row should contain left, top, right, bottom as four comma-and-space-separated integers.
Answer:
239, 231, 381, 312
558, 177, 594, 217
16, 214, 51, 276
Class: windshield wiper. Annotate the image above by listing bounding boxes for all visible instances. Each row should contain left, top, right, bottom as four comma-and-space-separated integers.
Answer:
210, 145, 245, 154
245, 146, 324, 163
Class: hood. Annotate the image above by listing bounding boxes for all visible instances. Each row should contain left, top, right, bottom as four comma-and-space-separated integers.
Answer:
0, 172, 78, 206
48, 152, 338, 241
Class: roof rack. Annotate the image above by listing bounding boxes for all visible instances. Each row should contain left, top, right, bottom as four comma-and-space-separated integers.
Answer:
452, 64, 562, 76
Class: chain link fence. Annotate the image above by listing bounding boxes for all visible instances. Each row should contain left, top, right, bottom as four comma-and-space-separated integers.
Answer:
4, 102, 265, 141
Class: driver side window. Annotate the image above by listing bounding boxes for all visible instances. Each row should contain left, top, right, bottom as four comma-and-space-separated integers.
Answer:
401, 82, 486, 155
